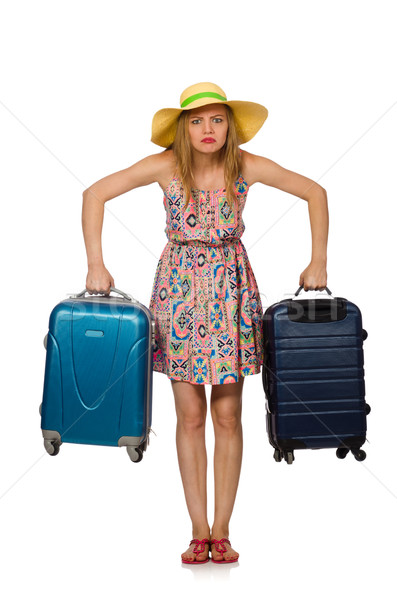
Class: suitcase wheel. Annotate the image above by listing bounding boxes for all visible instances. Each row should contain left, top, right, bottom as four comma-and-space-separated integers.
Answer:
351, 448, 366, 462
126, 446, 143, 463
285, 451, 294, 465
365, 403, 371, 415
273, 449, 283, 462
44, 438, 61, 456
336, 447, 350, 459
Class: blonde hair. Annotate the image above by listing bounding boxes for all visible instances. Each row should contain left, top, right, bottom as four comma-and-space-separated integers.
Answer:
169, 105, 242, 212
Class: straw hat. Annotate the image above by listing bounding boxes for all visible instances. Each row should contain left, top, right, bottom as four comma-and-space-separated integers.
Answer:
151, 82, 268, 148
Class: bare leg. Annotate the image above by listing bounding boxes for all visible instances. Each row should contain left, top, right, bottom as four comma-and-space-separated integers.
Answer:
171, 380, 210, 563
209, 378, 244, 562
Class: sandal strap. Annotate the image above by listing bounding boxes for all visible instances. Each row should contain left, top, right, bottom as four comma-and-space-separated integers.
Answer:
189, 538, 210, 556
210, 538, 231, 555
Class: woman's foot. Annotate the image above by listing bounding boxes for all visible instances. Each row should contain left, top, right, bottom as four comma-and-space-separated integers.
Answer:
210, 534, 239, 563
181, 537, 210, 564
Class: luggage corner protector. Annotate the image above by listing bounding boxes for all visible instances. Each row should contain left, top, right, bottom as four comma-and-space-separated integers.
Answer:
118, 436, 145, 447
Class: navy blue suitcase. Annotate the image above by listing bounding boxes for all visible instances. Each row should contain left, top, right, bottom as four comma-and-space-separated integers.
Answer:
40, 287, 154, 462
262, 286, 370, 464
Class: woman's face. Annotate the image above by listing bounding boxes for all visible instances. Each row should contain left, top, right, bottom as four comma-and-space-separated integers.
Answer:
187, 103, 229, 155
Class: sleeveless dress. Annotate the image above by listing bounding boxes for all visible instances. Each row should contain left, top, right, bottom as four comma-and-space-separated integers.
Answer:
148, 174, 264, 385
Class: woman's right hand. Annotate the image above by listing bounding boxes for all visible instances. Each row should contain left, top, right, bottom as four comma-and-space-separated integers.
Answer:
85, 264, 115, 295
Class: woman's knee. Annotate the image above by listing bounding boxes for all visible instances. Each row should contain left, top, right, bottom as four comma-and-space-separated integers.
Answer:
172, 380, 207, 432
210, 386, 243, 433
211, 406, 241, 433
179, 411, 206, 433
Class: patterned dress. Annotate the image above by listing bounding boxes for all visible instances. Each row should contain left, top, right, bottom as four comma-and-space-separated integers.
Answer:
148, 174, 264, 385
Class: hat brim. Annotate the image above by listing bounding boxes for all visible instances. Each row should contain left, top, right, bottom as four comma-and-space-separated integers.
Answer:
151, 99, 268, 148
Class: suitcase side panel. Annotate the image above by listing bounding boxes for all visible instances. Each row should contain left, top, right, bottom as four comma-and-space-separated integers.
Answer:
41, 332, 63, 432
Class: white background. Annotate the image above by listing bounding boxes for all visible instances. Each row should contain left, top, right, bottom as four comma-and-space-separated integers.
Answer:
1, 0, 396, 598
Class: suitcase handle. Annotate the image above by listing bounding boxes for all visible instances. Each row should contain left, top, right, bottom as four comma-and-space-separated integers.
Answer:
69, 287, 137, 302
289, 285, 347, 322
293, 285, 333, 298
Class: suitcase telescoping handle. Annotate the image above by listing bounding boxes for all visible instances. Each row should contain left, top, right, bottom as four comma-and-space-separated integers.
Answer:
69, 287, 138, 303
293, 285, 333, 297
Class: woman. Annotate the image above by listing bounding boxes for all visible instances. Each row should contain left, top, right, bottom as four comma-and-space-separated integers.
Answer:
82, 82, 328, 564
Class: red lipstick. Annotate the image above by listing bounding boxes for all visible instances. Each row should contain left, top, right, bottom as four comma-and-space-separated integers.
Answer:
201, 137, 216, 143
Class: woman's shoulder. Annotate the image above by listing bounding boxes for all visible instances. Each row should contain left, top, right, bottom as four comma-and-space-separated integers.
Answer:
240, 149, 274, 187
150, 149, 177, 189
240, 149, 265, 186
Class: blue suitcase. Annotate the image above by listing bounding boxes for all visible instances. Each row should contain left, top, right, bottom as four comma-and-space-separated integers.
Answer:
40, 287, 154, 462
262, 286, 370, 464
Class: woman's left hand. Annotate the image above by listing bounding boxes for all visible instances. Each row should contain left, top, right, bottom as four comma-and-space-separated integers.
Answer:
299, 260, 327, 291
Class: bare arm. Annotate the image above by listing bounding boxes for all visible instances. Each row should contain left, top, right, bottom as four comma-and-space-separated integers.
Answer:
82, 151, 173, 292
242, 150, 329, 290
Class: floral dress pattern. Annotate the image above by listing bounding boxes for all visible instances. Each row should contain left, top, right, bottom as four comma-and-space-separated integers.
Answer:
148, 175, 264, 385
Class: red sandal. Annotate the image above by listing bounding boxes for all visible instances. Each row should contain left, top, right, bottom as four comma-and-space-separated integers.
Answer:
210, 538, 239, 564
181, 538, 210, 565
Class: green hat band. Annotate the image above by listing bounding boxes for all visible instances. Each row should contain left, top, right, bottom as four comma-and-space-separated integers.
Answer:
180, 91, 227, 108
